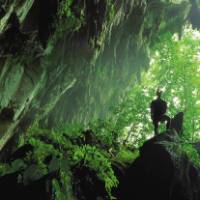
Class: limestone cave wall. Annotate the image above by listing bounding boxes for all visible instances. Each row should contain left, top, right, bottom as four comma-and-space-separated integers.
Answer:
0, 0, 194, 150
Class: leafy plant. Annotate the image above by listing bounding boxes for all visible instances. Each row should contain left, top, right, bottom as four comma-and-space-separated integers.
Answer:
159, 134, 200, 168
58, 0, 86, 31
113, 25, 200, 147
72, 145, 119, 194
11, 121, 119, 200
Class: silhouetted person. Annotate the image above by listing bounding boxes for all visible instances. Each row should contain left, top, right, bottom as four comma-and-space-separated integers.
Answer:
150, 89, 170, 135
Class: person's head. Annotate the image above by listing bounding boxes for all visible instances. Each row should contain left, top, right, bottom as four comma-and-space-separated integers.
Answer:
156, 88, 162, 98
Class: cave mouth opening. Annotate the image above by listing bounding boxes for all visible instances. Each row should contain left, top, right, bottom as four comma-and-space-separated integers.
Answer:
119, 25, 200, 148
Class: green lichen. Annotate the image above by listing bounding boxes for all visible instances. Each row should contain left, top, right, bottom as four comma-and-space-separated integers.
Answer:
58, 0, 86, 31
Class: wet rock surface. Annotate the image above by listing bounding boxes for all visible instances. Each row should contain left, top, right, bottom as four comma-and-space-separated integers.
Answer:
0, 170, 56, 200
118, 132, 200, 200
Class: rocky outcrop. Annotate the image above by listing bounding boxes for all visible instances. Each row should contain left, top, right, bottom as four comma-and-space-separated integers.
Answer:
0, 0, 196, 152
0, 171, 55, 200
118, 131, 200, 200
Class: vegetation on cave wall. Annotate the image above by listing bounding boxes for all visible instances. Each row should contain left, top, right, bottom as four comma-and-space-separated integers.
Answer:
45, 0, 192, 126
0, 0, 193, 150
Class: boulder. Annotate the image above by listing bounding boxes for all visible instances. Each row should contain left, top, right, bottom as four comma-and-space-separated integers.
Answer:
0, 171, 56, 200
118, 132, 200, 200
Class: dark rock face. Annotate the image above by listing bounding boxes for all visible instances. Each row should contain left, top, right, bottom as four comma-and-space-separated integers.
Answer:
0, 143, 54, 200
0, 165, 108, 200
0, 107, 15, 121
0, 5, 5, 19
0, 171, 55, 200
169, 112, 184, 134
73, 166, 109, 200
118, 133, 200, 200
38, 0, 58, 46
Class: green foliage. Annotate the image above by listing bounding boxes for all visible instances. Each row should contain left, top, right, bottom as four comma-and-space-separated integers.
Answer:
2, 8, 200, 200
59, 0, 75, 18
151, 26, 200, 140
58, 0, 86, 31
160, 134, 200, 168
0, 163, 10, 176
114, 25, 200, 147
106, 0, 116, 20
88, 118, 120, 149
73, 145, 118, 194
9, 121, 119, 200
0, 160, 26, 177
52, 171, 74, 200
28, 138, 60, 173
113, 148, 140, 165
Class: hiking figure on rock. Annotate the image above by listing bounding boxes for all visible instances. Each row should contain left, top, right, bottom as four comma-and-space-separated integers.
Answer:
150, 89, 171, 135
